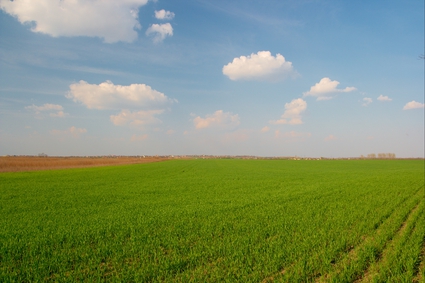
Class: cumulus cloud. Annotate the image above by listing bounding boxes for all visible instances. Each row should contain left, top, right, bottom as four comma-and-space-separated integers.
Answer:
0, 0, 149, 43
362, 97, 372, 106
146, 23, 173, 43
222, 51, 297, 81
25, 103, 67, 117
270, 98, 307, 125
303, 77, 356, 100
51, 126, 87, 138
155, 9, 175, 20
67, 80, 175, 110
377, 95, 392, 102
403, 101, 425, 110
193, 110, 240, 130
110, 109, 164, 128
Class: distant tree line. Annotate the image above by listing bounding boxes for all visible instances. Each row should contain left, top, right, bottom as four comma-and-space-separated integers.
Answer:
360, 153, 396, 159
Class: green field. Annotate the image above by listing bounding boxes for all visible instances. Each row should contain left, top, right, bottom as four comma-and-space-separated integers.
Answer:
0, 159, 424, 282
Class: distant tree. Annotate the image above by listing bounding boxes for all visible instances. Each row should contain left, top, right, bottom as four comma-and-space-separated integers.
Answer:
367, 153, 376, 159
373, 153, 396, 159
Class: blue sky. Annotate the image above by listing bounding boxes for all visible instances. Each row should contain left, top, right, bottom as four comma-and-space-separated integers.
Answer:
0, 0, 423, 157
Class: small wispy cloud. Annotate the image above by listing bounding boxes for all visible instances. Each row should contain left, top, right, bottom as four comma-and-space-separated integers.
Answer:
110, 109, 164, 129
193, 110, 240, 130
303, 77, 356, 100
270, 98, 307, 125
362, 97, 372, 107
155, 9, 175, 20
146, 23, 173, 43
377, 95, 392, 102
25, 103, 68, 118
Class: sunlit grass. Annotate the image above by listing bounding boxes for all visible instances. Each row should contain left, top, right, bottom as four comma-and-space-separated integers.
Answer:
0, 159, 423, 282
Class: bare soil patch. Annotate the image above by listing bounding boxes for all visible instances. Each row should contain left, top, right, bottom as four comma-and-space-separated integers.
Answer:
0, 156, 170, 172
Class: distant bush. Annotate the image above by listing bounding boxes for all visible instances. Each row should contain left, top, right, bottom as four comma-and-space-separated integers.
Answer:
364, 153, 396, 159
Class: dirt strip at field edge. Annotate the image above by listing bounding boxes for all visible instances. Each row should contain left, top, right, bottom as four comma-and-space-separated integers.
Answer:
0, 156, 172, 172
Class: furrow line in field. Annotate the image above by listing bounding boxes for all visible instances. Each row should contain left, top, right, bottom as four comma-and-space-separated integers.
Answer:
413, 244, 425, 283
412, 220, 425, 283
262, 188, 423, 283
315, 188, 423, 283
355, 198, 424, 282
260, 262, 294, 283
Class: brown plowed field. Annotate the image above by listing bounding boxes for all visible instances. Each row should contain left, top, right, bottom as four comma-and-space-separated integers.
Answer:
0, 156, 170, 172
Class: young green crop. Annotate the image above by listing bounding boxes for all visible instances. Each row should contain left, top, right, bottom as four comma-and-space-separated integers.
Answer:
0, 159, 423, 282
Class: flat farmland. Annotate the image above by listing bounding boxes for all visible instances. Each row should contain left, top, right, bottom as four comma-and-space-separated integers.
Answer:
0, 159, 424, 282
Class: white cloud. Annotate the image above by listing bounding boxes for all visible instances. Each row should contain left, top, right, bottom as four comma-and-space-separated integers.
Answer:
270, 98, 307, 125
377, 95, 392, 102
362, 97, 372, 106
403, 101, 425, 110
222, 51, 297, 81
110, 109, 164, 128
324, 134, 337, 141
146, 23, 173, 43
155, 9, 175, 20
303, 77, 356, 100
193, 110, 240, 130
130, 134, 148, 142
0, 0, 149, 43
67, 80, 175, 110
51, 126, 87, 138
25, 103, 67, 117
